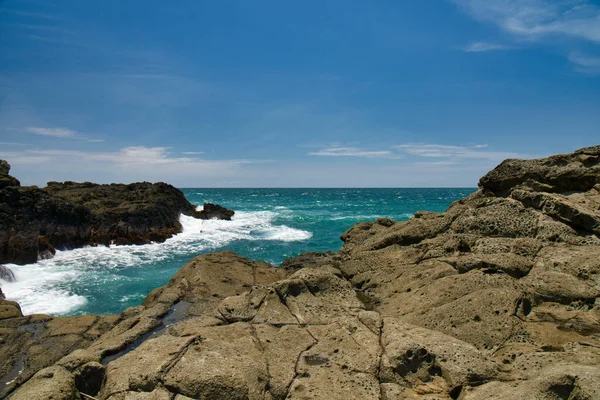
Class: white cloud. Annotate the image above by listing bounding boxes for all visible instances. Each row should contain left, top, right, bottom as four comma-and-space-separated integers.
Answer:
308, 146, 395, 158
568, 52, 600, 74
0, 146, 273, 185
181, 151, 204, 155
20, 146, 266, 167
463, 41, 512, 52
25, 126, 105, 142
26, 126, 77, 138
396, 143, 532, 161
0, 142, 27, 146
455, 0, 600, 43
455, 0, 600, 73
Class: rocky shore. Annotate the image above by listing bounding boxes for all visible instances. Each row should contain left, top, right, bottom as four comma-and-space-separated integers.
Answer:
1, 146, 600, 399
0, 161, 234, 265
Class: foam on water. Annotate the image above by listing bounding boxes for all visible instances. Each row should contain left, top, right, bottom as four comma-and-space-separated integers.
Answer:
1, 263, 87, 315
1, 210, 312, 316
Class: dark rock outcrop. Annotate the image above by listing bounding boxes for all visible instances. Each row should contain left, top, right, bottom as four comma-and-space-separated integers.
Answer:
3, 146, 600, 399
0, 161, 20, 189
197, 202, 235, 220
0, 185, 92, 264
0, 162, 234, 265
43, 181, 200, 247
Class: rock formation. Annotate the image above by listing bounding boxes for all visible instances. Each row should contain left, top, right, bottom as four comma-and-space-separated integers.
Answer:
197, 202, 235, 221
2, 146, 600, 399
0, 162, 235, 265
0, 161, 20, 189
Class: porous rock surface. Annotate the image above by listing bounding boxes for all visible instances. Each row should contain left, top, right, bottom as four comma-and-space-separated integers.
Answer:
0, 161, 234, 264
3, 146, 600, 399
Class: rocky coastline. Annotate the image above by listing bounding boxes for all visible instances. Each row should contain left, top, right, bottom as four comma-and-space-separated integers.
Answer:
1, 146, 600, 399
0, 161, 234, 265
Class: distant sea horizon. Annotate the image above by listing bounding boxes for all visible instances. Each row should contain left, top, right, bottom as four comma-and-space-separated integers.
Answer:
1, 188, 476, 317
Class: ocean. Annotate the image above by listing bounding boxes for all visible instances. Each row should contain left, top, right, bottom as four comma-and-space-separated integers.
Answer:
1, 188, 474, 316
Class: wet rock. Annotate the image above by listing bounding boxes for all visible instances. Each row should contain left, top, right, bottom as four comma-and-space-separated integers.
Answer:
0, 314, 115, 398
197, 202, 235, 220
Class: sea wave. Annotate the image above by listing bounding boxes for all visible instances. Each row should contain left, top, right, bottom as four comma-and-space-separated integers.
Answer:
1, 210, 312, 316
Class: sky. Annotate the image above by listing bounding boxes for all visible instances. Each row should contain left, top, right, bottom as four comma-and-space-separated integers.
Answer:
0, 0, 599, 187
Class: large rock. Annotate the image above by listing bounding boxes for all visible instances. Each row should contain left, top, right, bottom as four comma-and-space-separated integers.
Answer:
0, 164, 234, 264
198, 202, 235, 220
43, 180, 201, 246
479, 145, 600, 196
0, 160, 20, 189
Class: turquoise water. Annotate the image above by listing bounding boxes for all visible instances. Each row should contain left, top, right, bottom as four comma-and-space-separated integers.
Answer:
2, 188, 474, 316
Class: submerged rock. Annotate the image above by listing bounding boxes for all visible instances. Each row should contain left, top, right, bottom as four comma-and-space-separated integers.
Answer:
197, 202, 235, 220
3, 146, 600, 399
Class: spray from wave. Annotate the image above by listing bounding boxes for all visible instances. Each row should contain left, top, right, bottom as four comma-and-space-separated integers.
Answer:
0, 210, 311, 316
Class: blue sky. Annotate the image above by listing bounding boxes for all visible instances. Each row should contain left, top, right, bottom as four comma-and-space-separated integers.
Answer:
0, 0, 599, 187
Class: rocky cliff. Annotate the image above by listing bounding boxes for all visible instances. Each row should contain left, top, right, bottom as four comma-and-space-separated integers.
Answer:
0, 161, 234, 265
2, 146, 600, 399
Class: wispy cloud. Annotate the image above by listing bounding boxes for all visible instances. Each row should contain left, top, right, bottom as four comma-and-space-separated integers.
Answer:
454, 0, 600, 43
462, 41, 512, 52
4, 23, 73, 34
0, 9, 61, 20
307, 143, 531, 162
0, 146, 272, 184
0, 142, 28, 146
26, 127, 76, 138
308, 146, 396, 158
455, 0, 600, 73
568, 52, 600, 74
396, 143, 533, 161
18, 147, 267, 166
24, 126, 106, 142
181, 151, 205, 155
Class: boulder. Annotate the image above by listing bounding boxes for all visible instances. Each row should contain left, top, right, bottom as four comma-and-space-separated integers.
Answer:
478, 145, 600, 196
197, 202, 235, 220
0, 160, 20, 189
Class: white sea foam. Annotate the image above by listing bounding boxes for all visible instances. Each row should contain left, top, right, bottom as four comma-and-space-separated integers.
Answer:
1, 209, 312, 316
1, 263, 87, 315
119, 294, 146, 303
